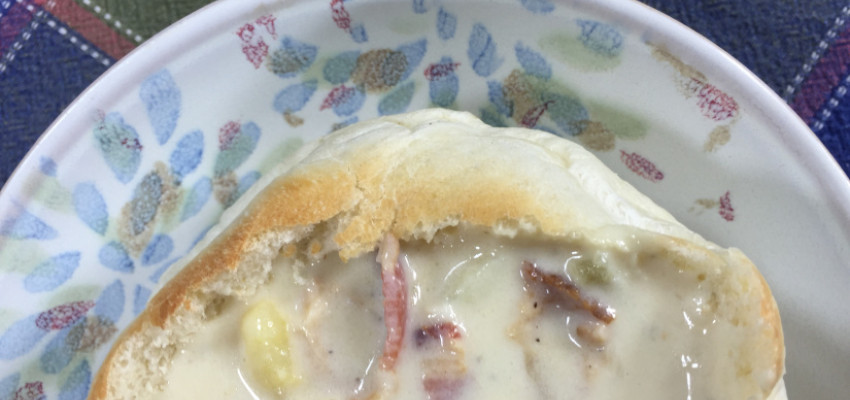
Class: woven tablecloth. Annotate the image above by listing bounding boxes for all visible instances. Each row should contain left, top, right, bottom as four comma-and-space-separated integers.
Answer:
2, 0, 849, 186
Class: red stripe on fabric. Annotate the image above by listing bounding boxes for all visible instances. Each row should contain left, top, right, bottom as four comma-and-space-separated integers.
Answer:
45, 0, 135, 60
791, 27, 850, 123
0, 2, 36, 53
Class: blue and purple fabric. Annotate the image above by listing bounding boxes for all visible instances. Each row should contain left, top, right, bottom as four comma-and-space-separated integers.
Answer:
1, 0, 849, 186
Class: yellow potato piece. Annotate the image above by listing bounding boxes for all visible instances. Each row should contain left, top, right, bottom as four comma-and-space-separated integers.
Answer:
241, 300, 298, 392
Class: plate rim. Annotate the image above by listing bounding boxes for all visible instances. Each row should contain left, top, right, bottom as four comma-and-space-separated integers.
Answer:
2, 0, 848, 224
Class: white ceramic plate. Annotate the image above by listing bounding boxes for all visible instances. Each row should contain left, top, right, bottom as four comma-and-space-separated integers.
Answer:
1, 0, 848, 398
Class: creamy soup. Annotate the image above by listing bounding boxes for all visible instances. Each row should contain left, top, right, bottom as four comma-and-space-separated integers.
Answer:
160, 227, 768, 399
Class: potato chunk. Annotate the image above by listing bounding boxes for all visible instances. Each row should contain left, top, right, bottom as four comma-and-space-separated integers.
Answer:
241, 300, 298, 392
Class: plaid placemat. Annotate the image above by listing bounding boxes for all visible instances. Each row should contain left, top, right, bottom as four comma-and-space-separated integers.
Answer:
1, 0, 849, 186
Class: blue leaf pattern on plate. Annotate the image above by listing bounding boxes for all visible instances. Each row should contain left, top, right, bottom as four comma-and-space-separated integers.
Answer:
214, 122, 260, 178
95, 280, 124, 323
487, 80, 512, 116
139, 70, 181, 145
40, 320, 82, 374
0, 373, 19, 399
235, 171, 261, 202
379, 81, 416, 116
0, 315, 48, 360
269, 37, 318, 79
577, 20, 623, 57
181, 177, 212, 222
397, 39, 427, 82
141, 234, 173, 266
170, 130, 204, 180
39, 157, 57, 177
412, 0, 427, 14
437, 8, 457, 40
519, 0, 554, 14
273, 80, 318, 113
72, 183, 108, 235
149, 257, 180, 284
133, 285, 152, 316
480, 108, 508, 127
515, 42, 552, 80
221, 170, 262, 208
58, 361, 90, 400
192, 225, 215, 249
0, 210, 57, 240
349, 24, 368, 43
333, 116, 359, 131
468, 24, 502, 77
98, 242, 134, 273
429, 57, 459, 107
24, 252, 81, 293
128, 172, 163, 236
323, 51, 360, 84
94, 112, 141, 184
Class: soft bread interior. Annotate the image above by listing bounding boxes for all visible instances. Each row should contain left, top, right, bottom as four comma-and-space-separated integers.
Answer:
88, 109, 785, 399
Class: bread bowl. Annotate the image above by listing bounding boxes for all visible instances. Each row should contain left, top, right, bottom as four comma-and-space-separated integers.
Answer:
88, 109, 785, 399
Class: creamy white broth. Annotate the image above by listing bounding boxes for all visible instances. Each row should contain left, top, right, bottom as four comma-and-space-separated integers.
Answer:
161, 227, 761, 399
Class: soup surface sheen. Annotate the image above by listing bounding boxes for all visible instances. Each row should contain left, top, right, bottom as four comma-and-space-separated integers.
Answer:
161, 228, 759, 399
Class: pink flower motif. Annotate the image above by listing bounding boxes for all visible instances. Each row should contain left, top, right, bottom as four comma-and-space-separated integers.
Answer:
688, 78, 738, 121
620, 150, 664, 182
236, 15, 277, 68
35, 301, 95, 331
255, 15, 278, 38
236, 23, 255, 42
719, 191, 735, 221
240, 39, 269, 69
520, 100, 554, 128
330, 0, 352, 31
320, 85, 358, 111
424, 61, 461, 81
120, 137, 143, 151
13, 381, 44, 400
218, 121, 242, 150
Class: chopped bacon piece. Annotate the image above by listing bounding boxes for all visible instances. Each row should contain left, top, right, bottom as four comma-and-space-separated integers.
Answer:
377, 234, 407, 371
415, 322, 463, 346
416, 321, 467, 400
423, 378, 465, 400
576, 320, 608, 347
360, 235, 409, 400
520, 261, 615, 324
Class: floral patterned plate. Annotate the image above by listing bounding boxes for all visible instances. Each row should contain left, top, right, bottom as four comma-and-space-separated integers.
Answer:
1, 0, 849, 398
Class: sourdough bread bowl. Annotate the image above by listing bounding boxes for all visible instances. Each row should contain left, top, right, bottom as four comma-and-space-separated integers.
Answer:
88, 109, 785, 399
